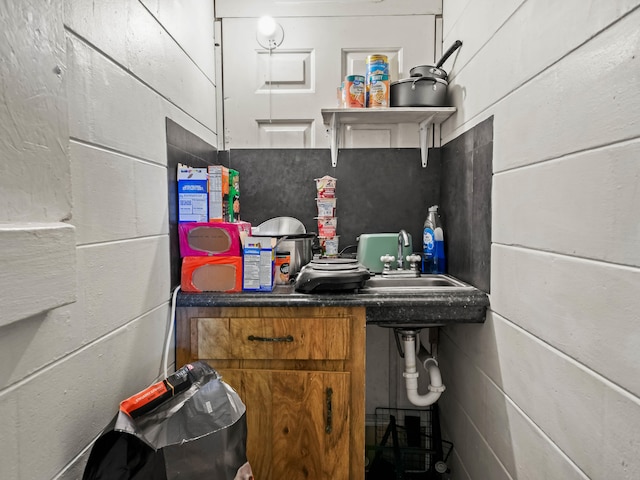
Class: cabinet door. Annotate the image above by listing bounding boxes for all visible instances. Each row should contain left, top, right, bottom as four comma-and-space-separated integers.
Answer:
221, 369, 350, 480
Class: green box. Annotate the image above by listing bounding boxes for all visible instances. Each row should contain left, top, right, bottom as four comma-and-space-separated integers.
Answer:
228, 169, 240, 222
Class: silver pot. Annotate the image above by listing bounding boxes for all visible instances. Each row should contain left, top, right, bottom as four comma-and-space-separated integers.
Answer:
390, 76, 448, 107
277, 234, 316, 277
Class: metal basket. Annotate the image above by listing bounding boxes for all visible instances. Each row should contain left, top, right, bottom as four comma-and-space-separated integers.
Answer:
369, 406, 453, 479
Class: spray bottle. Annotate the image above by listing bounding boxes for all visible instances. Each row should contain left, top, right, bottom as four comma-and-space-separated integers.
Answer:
422, 205, 446, 274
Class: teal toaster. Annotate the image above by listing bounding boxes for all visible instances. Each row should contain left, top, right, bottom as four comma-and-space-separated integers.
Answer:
356, 233, 413, 273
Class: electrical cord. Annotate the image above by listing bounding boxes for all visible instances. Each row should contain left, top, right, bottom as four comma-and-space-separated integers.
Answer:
163, 285, 181, 378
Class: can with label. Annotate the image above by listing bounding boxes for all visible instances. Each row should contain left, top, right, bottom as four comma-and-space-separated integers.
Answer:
366, 54, 389, 108
367, 74, 390, 108
366, 54, 389, 77
275, 251, 290, 285
343, 75, 365, 108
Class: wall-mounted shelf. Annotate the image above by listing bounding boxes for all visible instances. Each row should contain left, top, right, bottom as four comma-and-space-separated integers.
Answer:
321, 107, 457, 167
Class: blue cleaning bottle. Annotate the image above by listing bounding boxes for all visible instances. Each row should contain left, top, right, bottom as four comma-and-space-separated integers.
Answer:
422, 206, 437, 273
423, 205, 446, 274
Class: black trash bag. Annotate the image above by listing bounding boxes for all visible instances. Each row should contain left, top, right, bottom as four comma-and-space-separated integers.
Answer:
83, 361, 253, 480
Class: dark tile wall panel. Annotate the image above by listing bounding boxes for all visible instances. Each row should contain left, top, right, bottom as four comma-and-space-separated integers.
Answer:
166, 118, 217, 288
440, 116, 493, 293
219, 148, 440, 253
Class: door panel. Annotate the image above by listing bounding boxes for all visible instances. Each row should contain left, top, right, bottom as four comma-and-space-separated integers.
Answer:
222, 15, 436, 148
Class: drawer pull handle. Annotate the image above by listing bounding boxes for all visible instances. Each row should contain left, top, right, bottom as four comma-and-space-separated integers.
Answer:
247, 335, 294, 343
326, 387, 333, 434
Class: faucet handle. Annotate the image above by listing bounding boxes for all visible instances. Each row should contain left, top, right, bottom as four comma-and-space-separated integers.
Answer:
380, 255, 395, 272
407, 254, 422, 272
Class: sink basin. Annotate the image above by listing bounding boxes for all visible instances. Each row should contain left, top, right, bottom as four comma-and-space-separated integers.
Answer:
359, 274, 473, 293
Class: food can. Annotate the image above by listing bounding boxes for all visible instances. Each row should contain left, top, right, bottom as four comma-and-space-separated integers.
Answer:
366, 54, 389, 108
367, 74, 390, 108
366, 54, 389, 77
275, 251, 290, 284
343, 75, 365, 108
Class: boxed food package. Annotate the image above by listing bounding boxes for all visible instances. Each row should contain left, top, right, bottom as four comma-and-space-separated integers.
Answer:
178, 221, 251, 257
181, 256, 243, 292
207, 165, 229, 222
242, 236, 276, 292
229, 169, 240, 222
177, 165, 208, 223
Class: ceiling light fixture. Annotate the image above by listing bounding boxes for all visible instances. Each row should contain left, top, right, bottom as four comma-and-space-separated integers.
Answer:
256, 15, 284, 50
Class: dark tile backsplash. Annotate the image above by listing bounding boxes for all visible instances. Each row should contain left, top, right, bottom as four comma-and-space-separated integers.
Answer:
166, 118, 217, 288
219, 148, 440, 253
440, 116, 493, 293
167, 117, 492, 293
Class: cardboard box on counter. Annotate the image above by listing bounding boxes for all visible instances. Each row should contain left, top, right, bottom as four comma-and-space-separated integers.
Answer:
181, 256, 243, 292
178, 221, 251, 257
228, 169, 240, 222
242, 236, 276, 292
177, 165, 208, 223
207, 165, 229, 223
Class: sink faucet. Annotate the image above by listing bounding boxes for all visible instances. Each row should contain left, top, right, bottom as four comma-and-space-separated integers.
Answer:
397, 229, 410, 270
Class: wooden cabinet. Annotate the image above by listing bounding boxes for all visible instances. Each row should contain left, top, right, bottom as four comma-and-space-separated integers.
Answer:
176, 306, 366, 480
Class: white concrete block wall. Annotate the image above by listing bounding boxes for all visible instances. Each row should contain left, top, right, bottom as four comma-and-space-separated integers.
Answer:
439, 1, 640, 479
0, 1, 217, 478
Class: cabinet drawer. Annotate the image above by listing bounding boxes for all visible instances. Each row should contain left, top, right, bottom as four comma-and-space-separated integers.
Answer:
193, 317, 350, 360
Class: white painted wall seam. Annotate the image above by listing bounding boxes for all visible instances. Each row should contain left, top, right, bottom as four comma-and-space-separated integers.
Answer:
137, 1, 216, 86
483, 310, 640, 405
441, 337, 592, 479
492, 135, 640, 175
64, 27, 216, 136
0, 301, 170, 398
69, 138, 171, 169
490, 243, 640, 271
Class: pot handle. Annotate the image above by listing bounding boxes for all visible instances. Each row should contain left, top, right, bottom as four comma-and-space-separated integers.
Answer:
436, 40, 463, 68
411, 76, 444, 90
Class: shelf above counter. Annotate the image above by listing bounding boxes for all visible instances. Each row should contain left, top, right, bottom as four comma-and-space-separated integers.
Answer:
321, 107, 457, 167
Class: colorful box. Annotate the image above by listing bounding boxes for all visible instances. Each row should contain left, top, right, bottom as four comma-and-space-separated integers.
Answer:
181, 256, 243, 292
208, 165, 229, 223
228, 169, 240, 222
242, 236, 276, 292
177, 165, 208, 223
178, 221, 251, 257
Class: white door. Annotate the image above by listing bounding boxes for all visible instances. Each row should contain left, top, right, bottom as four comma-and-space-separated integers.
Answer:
221, 15, 437, 149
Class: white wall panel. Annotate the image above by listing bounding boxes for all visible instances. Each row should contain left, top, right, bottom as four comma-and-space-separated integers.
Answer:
440, 336, 590, 480
64, 0, 217, 133
444, 313, 640, 480
70, 142, 168, 245
491, 245, 640, 397
75, 237, 170, 342
66, 34, 217, 163
0, 306, 76, 390
493, 140, 640, 266
0, 0, 70, 223
3, 306, 169, 480
140, 0, 216, 84
441, 0, 640, 145
0, 224, 76, 328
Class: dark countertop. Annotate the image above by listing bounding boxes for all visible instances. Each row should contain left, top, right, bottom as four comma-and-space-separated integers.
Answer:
177, 281, 489, 328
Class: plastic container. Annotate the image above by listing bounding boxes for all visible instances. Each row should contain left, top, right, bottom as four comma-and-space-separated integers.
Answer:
343, 75, 365, 108
422, 205, 445, 274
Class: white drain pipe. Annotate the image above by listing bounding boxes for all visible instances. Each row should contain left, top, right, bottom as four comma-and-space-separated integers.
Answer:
401, 331, 445, 407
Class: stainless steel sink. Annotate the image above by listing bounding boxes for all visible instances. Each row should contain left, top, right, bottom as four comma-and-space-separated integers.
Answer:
359, 274, 473, 293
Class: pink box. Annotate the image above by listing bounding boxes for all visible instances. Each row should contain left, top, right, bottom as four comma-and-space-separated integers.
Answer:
178, 221, 251, 257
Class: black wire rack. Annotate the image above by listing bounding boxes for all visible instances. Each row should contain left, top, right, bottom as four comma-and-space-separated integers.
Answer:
367, 406, 453, 480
